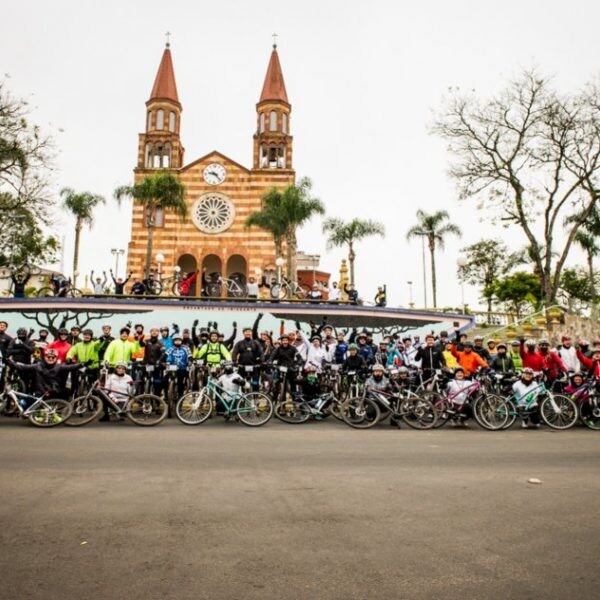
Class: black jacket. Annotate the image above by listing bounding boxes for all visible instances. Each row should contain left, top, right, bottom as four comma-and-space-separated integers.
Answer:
414, 346, 446, 370
232, 338, 263, 365
6, 338, 35, 364
8, 360, 81, 396
271, 345, 302, 368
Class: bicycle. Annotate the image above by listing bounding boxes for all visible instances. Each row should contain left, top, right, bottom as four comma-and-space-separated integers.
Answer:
269, 277, 310, 301
1, 386, 72, 427
67, 379, 168, 426
367, 387, 438, 429
570, 381, 600, 430
37, 279, 83, 298
175, 375, 273, 426
500, 380, 578, 430
206, 276, 247, 298
273, 390, 344, 424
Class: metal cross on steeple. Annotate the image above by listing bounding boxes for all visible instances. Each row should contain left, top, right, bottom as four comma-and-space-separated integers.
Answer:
272, 32, 278, 48
165, 31, 172, 48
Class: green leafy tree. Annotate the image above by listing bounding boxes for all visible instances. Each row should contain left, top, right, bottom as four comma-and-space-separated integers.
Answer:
60, 188, 105, 286
457, 239, 524, 315
322, 218, 385, 285
491, 271, 542, 318
406, 209, 462, 308
114, 172, 186, 279
434, 70, 600, 306
245, 177, 324, 279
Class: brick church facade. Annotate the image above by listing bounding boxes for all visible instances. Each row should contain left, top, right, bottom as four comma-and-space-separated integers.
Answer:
125, 42, 295, 286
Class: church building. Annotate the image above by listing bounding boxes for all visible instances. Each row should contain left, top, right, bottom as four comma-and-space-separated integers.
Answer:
125, 41, 295, 287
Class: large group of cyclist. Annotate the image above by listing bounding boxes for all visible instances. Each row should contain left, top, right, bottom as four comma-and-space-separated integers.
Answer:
0, 315, 598, 431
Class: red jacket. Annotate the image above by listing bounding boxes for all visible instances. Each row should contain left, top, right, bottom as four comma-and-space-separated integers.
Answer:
520, 346, 545, 372
577, 350, 600, 377
539, 350, 566, 379
46, 339, 72, 363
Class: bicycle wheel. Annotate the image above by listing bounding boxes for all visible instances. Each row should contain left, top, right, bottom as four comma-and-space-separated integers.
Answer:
127, 394, 168, 426
36, 287, 55, 297
274, 398, 310, 423
65, 394, 103, 426
430, 394, 452, 428
66, 288, 83, 298
342, 397, 380, 429
175, 390, 213, 425
270, 284, 288, 300
294, 284, 311, 300
237, 392, 273, 426
166, 379, 176, 418
540, 394, 578, 430
580, 396, 600, 430
27, 399, 72, 427
501, 400, 518, 429
172, 281, 185, 297
473, 394, 509, 431
146, 280, 163, 296
400, 397, 438, 430
206, 282, 221, 298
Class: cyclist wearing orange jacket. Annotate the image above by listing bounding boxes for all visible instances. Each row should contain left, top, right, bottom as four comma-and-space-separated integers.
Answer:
451, 341, 489, 377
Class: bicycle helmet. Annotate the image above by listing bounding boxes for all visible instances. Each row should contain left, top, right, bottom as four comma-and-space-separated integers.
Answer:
348, 343, 358, 350
372, 364, 385, 372
454, 366, 465, 373
280, 334, 290, 340
463, 341, 474, 348
58, 328, 68, 335
44, 348, 58, 358
496, 343, 507, 350
172, 334, 183, 341
474, 335, 484, 342
115, 361, 128, 369
397, 366, 410, 375
16, 327, 27, 336
522, 367, 535, 376
525, 339, 536, 347
511, 340, 520, 346
82, 328, 93, 337
538, 338, 549, 346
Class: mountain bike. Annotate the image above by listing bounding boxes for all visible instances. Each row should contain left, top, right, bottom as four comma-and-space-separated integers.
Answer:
206, 276, 247, 298
1, 386, 72, 427
273, 390, 344, 424
367, 387, 438, 429
269, 278, 310, 301
67, 379, 168, 426
175, 377, 273, 426
569, 380, 600, 430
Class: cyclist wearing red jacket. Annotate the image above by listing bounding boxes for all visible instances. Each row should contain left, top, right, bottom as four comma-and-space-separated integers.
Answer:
577, 346, 600, 377
537, 339, 566, 380
519, 339, 545, 372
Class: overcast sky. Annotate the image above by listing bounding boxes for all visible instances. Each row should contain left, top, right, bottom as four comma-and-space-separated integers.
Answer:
2, 0, 598, 310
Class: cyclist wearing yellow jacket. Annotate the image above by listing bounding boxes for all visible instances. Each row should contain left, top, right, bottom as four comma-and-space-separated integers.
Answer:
104, 327, 137, 367
193, 331, 231, 365
66, 329, 102, 370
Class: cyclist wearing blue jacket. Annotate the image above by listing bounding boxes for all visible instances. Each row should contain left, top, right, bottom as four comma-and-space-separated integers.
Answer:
164, 335, 190, 397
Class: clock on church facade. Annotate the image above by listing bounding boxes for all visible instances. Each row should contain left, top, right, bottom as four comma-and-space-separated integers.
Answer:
125, 41, 294, 288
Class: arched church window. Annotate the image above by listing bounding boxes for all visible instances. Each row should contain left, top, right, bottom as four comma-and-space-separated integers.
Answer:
169, 111, 176, 132
269, 111, 277, 132
277, 146, 286, 168
163, 143, 171, 168
282, 113, 287, 134
268, 147, 278, 168
153, 145, 162, 168
145, 143, 153, 168
260, 145, 268, 168
260, 113, 265, 133
147, 111, 152, 131
156, 109, 165, 130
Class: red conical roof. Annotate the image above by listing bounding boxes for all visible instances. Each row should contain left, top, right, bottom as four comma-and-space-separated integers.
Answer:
259, 45, 289, 104
149, 45, 179, 104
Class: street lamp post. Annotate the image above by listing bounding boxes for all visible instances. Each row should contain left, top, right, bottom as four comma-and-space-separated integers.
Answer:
111, 248, 125, 278
156, 253, 165, 277
275, 257, 285, 285
407, 280, 414, 308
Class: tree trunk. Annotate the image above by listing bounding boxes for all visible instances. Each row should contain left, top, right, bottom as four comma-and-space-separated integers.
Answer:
285, 231, 298, 281
429, 237, 437, 308
72, 220, 82, 286
274, 235, 283, 261
588, 251, 596, 303
348, 242, 356, 286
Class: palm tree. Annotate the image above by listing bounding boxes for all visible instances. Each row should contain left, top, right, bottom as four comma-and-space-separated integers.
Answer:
114, 172, 187, 279
565, 205, 600, 303
246, 177, 325, 279
60, 188, 106, 286
406, 209, 462, 308
322, 217, 385, 285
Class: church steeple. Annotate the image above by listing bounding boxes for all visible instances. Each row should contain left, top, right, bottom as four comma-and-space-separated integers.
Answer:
253, 44, 293, 171
137, 39, 184, 171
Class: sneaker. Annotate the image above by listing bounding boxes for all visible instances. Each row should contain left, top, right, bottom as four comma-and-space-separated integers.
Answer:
521, 421, 528, 429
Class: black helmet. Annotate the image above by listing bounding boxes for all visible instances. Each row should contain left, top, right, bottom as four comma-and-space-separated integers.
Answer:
223, 361, 234, 374
58, 328, 68, 335
82, 328, 93, 336
17, 327, 27, 336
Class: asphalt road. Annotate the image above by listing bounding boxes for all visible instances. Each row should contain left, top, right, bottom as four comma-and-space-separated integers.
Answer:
0, 417, 599, 600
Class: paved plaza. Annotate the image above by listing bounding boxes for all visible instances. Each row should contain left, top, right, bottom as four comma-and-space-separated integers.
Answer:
0, 418, 599, 599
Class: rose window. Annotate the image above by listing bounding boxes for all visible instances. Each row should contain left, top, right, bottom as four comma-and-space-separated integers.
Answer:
192, 194, 235, 234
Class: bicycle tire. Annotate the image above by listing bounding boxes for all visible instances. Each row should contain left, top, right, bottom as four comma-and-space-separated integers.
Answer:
167, 379, 176, 418
472, 394, 509, 431
65, 394, 103, 426
27, 399, 72, 427
206, 282, 221, 298
36, 287, 55, 297
270, 284, 288, 300
126, 394, 168, 426
175, 390, 213, 425
228, 282, 247, 298
294, 284, 311, 300
540, 394, 578, 430
274, 398, 310, 424
400, 397, 438, 430
236, 392, 273, 426
145, 280, 163, 296
580, 395, 600, 430
430, 394, 452, 428
342, 397, 380, 429
66, 288, 83, 298
172, 281, 184, 297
